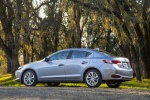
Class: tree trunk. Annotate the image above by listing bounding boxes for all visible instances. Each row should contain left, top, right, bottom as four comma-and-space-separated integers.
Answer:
10, 53, 19, 76
131, 44, 142, 81
106, 29, 111, 52
0, 0, 21, 76
121, 22, 142, 80
5, 48, 19, 76
6, 57, 11, 74
142, 0, 150, 78
74, 5, 82, 48
23, 49, 30, 64
53, 11, 62, 51
142, 37, 150, 78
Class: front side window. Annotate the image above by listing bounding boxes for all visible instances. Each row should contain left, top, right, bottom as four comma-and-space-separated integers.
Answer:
50, 51, 70, 61
71, 50, 91, 59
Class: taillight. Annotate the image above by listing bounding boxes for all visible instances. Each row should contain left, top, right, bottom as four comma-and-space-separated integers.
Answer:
103, 60, 110, 63
103, 60, 121, 64
111, 60, 121, 64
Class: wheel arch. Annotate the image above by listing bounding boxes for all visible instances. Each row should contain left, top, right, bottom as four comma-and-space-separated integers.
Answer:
83, 67, 103, 82
21, 69, 38, 84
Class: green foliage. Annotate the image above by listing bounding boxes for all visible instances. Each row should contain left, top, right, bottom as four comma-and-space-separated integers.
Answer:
0, 74, 150, 90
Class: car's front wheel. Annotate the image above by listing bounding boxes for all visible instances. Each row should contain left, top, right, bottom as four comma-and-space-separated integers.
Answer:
85, 69, 102, 87
47, 82, 60, 87
22, 70, 37, 86
106, 82, 122, 88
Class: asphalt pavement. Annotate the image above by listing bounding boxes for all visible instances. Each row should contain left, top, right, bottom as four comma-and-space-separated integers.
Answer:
0, 87, 150, 100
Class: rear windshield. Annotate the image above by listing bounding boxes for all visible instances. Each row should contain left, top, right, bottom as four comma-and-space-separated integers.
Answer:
92, 50, 115, 57
100, 52, 111, 56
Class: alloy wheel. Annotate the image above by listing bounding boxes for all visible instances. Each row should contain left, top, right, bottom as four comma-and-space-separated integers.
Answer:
85, 70, 102, 87
23, 70, 37, 86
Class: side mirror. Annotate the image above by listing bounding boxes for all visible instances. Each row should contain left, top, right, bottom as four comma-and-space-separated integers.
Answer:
45, 57, 49, 62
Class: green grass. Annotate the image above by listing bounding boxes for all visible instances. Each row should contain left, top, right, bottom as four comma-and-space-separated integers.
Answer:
0, 74, 23, 86
121, 79, 150, 90
0, 74, 150, 90
0, 74, 44, 86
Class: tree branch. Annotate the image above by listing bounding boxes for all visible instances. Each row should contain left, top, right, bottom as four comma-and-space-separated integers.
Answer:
0, 36, 11, 57
70, 0, 111, 13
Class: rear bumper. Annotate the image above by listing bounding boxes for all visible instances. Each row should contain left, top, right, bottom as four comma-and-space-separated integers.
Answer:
121, 75, 133, 80
113, 64, 133, 81
103, 75, 133, 82
102, 65, 133, 81
114, 75, 133, 80
110, 74, 133, 80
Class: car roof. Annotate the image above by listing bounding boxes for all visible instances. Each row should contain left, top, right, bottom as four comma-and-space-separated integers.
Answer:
60, 48, 103, 54
61, 48, 94, 52
59, 48, 111, 57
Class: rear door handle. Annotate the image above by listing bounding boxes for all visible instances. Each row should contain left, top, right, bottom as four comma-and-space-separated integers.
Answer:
58, 64, 64, 66
81, 61, 88, 64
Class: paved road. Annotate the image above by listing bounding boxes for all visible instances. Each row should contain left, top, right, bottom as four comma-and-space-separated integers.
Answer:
0, 87, 150, 100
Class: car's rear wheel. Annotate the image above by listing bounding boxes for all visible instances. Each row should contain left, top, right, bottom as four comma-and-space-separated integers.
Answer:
47, 82, 60, 87
106, 82, 122, 88
85, 69, 102, 87
22, 70, 37, 86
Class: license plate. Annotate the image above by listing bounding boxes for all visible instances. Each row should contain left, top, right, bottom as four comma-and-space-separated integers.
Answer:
122, 62, 128, 68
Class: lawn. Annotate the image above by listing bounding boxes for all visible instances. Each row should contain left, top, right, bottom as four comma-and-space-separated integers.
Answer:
0, 74, 150, 90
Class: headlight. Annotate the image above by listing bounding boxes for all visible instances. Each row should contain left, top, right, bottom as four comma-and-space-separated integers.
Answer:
18, 66, 23, 70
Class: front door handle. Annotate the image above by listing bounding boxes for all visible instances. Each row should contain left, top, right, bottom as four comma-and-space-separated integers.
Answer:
81, 61, 88, 64
58, 64, 64, 66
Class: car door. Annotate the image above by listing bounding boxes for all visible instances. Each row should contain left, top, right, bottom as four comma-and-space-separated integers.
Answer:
65, 50, 92, 81
38, 50, 70, 81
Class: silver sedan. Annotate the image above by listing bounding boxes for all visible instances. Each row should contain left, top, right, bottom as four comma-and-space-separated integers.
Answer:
15, 48, 133, 88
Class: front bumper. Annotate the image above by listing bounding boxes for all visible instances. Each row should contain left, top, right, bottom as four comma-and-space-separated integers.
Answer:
15, 70, 21, 82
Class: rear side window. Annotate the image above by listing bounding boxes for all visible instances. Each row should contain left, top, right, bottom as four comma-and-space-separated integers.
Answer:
85, 52, 92, 57
71, 50, 91, 59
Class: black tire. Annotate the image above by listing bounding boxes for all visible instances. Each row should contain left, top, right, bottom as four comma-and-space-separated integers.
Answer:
47, 82, 60, 87
106, 82, 122, 88
85, 69, 102, 88
22, 70, 37, 86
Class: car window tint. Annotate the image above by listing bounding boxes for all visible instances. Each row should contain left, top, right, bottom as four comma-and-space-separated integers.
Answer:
85, 52, 92, 57
71, 50, 91, 59
50, 51, 69, 61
